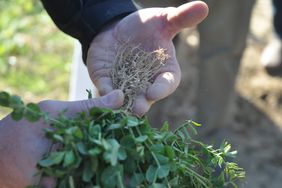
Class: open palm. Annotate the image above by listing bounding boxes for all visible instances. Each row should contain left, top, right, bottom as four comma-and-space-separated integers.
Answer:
87, 1, 208, 116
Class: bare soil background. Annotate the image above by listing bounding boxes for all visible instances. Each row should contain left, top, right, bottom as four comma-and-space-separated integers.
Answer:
201, 1, 282, 187
149, 1, 282, 187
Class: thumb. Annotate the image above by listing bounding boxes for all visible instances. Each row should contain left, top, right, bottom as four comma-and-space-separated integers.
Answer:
40, 90, 124, 117
166, 1, 208, 38
71, 89, 124, 113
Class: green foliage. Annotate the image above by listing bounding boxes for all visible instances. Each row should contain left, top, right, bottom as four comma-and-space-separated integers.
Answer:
0, 91, 245, 188
0, 0, 73, 119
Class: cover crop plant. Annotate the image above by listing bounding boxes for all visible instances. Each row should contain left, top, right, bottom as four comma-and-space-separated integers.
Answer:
0, 43, 245, 188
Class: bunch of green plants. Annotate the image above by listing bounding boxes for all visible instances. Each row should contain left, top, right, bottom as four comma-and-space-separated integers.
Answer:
0, 91, 245, 188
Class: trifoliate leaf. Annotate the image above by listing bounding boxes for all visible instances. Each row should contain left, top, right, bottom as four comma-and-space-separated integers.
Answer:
39, 152, 65, 167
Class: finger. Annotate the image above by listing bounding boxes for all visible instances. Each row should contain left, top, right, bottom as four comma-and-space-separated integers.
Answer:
166, 1, 209, 38
95, 77, 114, 96
41, 90, 124, 117
70, 89, 124, 113
132, 94, 154, 117
146, 71, 180, 102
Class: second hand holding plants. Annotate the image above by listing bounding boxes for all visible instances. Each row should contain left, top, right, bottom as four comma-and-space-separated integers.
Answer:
0, 43, 245, 188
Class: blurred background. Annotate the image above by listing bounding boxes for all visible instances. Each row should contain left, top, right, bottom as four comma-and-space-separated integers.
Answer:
0, 0, 73, 118
1, 0, 282, 187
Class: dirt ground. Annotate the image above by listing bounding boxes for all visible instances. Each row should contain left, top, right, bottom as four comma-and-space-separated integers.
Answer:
193, 1, 282, 187
148, 1, 282, 187
225, 1, 282, 187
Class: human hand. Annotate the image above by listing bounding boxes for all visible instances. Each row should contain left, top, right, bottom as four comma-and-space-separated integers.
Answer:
87, 1, 208, 116
0, 90, 124, 188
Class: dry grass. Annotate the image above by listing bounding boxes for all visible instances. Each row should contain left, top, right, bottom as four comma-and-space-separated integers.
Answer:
111, 42, 169, 112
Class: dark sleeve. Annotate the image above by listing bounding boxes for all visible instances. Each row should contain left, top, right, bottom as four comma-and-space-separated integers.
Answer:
41, 0, 137, 63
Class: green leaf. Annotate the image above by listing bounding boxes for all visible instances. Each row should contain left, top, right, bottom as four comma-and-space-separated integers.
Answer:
155, 154, 169, 165
120, 135, 135, 149
188, 124, 198, 136
74, 127, 83, 139
42, 168, 66, 178
136, 145, 145, 157
91, 157, 99, 172
160, 121, 169, 132
89, 124, 101, 138
164, 146, 175, 160
148, 183, 165, 188
83, 161, 94, 182
63, 150, 76, 167
146, 165, 158, 183
157, 164, 170, 179
101, 166, 119, 188
224, 143, 232, 154
103, 139, 120, 166
58, 178, 67, 188
135, 135, 148, 143
106, 123, 122, 131
129, 173, 144, 187
169, 176, 179, 186
88, 147, 102, 157
24, 103, 41, 122
124, 157, 137, 173
151, 144, 164, 154
77, 142, 88, 155
53, 134, 64, 142
38, 151, 65, 167
126, 116, 139, 127
182, 127, 191, 139
118, 147, 127, 160
177, 130, 185, 141
11, 107, 24, 121
0, 91, 10, 107
89, 107, 112, 118
9, 95, 23, 108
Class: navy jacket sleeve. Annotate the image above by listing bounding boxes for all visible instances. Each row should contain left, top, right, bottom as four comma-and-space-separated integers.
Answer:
41, 0, 137, 63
